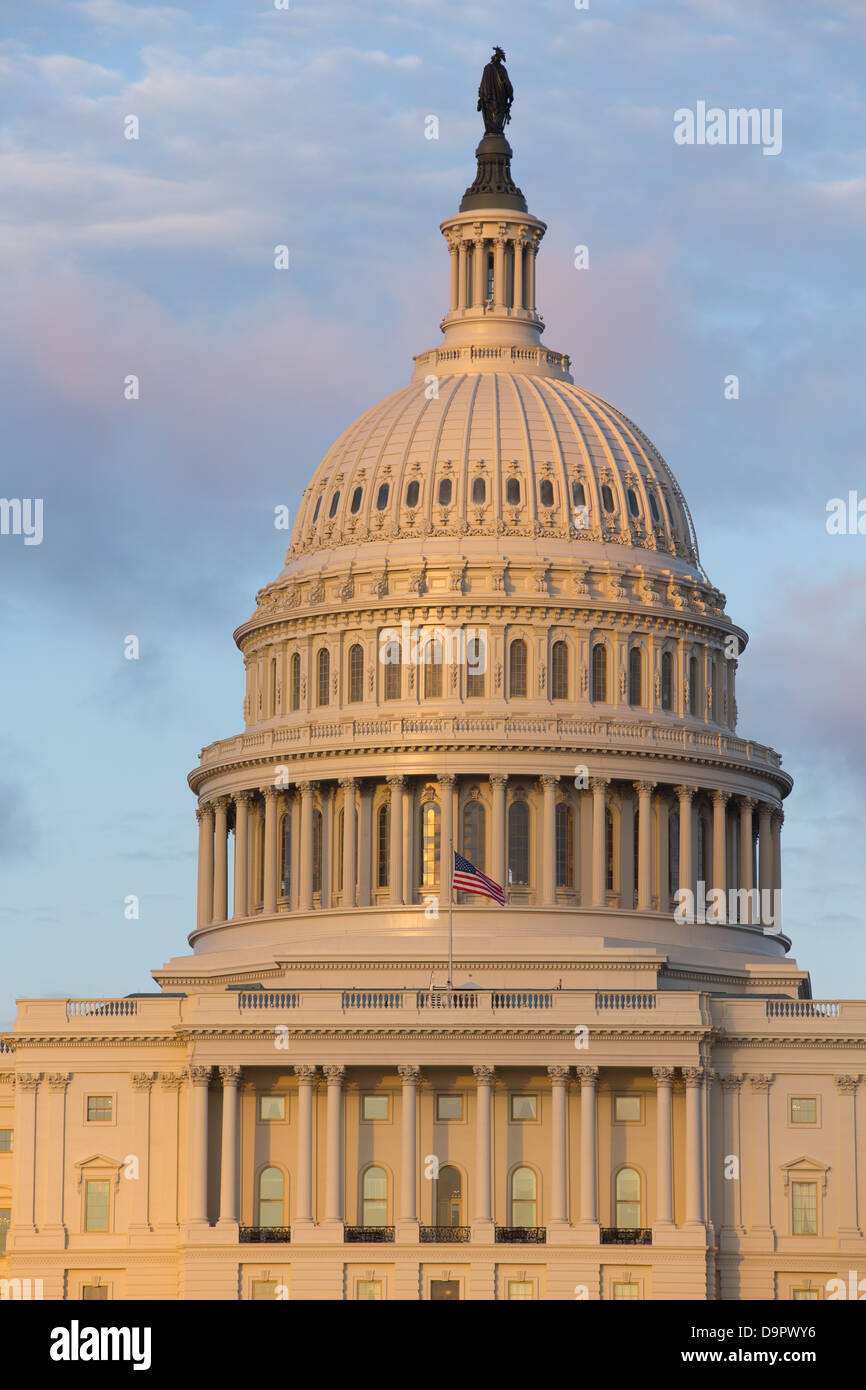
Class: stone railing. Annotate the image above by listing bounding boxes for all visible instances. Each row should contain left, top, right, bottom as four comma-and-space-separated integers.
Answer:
65, 999, 139, 1020
238, 992, 299, 1011
595, 992, 657, 1011
765, 1000, 840, 1019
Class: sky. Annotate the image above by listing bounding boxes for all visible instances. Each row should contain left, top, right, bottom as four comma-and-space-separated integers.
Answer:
0, 0, 864, 1025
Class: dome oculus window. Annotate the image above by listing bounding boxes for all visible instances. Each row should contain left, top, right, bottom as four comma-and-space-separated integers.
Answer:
406, 480, 419, 507
350, 486, 363, 514
472, 476, 486, 505
506, 477, 521, 506
539, 479, 554, 508
627, 487, 640, 518
601, 485, 615, 513
328, 491, 340, 519
438, 478, 453, 506
376, 483, 390, 511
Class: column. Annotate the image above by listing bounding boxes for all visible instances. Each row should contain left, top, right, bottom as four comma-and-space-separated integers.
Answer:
493, 233, 506, 307
299, 781, 313, 911
720, 1075, 745, 1240
548, 1066, 570, 1231
835, 1076, 861, 1241
323, 1064, 345, 1230
758, 801, 772, 927
590, 777, 608, 907
658, 791, 671, 911
217, 1066, 241, 1227
472, 238, 486, 307
491, 774, 507, 891
438, 774, 455, 899
340, 778, 357, 907
397, 1065, 420, 1238
262, 786, 279, 914
129, 1073, 153, 1234
387, 775, 404, 905
154, 1073, 184, 1230
526, 240, 537, 313
293, 1065, 317, 1232
675, 785, 694, 902
196, 804, 214, 928
471, 1065, 495, 1237
11, 1074, 39, 1236
738, 796, 755, 922
42, 1074, 71, 1236
711, 790, 729, 920
771, 809, 783, 932
358, 783, 372, 907
513, 235, 524, 310
448, 239, 459, 311
635, 780, 655, 912
186, 1066, 211, 1226
457, 239, 468, 309
540, 775, 557, 906
576, 1066, 599, 1234
233, 792, 251, 919
749, 1074, 774, 1239
652, 1067, 674, 1230
683, 1067, 705, 1229
212, 797, 230, 923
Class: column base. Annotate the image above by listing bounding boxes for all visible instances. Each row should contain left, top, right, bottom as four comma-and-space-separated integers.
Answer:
215, 1219, 239, 1238
738, 1226, 776, 1251
395, 1220, 420, 1243
316, 1220, 345, 1242
38, 1224, 68, 1245
718, 1225, 747, 1251
545, 1221, 577, 1246
290, 1220, 322, 1245
837, 1228, 864, 1250
572, 1221, 600, 1243
470, 1220, 496, 1243
180, 1222, 225, 1244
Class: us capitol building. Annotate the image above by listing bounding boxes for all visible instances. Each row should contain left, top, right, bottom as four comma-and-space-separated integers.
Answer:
2, 63, 864, 1303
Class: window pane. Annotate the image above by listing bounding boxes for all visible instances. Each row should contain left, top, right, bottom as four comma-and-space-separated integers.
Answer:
508, 803, 529, 885
85, 1180, 110, 1232
613, 1283, 639, 1300
508, 1281, 534, 1300
362, 1095, 389, 1121
509, 639, 527, 697
0, 1129, 12, 1152
555, 803, 573, 887
420, 804, 440, 889
793, 1289, 819, 1301
591, 644, 607, 702
87, 1096, 112, 1121
81, 1285, 108, 1300
252, 1281, 277, 1300
437, 1095, 463, 1121
791, 1097, 817, 1124
259, 1096, 286, 1121
511, 1096, 537, 1121
377, 804, 390, 887
615, 1097, 641, 1122
406, 480, 419, 507
616, 1168, 641, 1201
792, 1181, 817, 1234
551, 641, 568, 700
357, 1280, 382, 1300
0, 1209, 10, 1257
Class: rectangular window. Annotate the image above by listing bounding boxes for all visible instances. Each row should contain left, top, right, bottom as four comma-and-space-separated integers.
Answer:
258, 1095, 286, 1122
252, 1281, 278, 1301
0, 1130, 12, 1152
614, 1096, 641, 1123
430, 1279, 460, 1300
436, 1094, 464, 1121
507, 1281, 534, 1300
362, 1094, 390, 1121
357, 1280, 382, 1300
510, 1095, 537, 1121
86, 1096, 112, 1122
793, 1289, 819, 1301
613, 1282, 640, 1300
0, 1208, 10, 1257
792, 1181, 818, 1235
81, 1285, 108, 1300
790, 1097, 817, 1125
85, 1180, 110, 1233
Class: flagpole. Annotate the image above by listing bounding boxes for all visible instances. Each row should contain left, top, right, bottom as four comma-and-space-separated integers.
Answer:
447, 831, 454, 990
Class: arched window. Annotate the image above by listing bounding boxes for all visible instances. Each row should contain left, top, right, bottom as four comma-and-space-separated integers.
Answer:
317, 648, 330, 706
571, 479, 586, 509
628, 647, 643, 707
539, 479, 554, 508
661, 650, 673, 711
591, 643, 607, 703
328, 490, 340, 519
438, 478, 453, 506
601, 484, 615, 513
350, 485, 363, 514
668, 810, 679, 902
419, 803, 440, 889
616, 1167, 641, 1229
437, 1165, 463, 1227
280, 810, 291, 900
312, 809, 322, 896
269, 657, 278, 716
627, 487, 640, 518
376, 483, 390, 511
555, 802, 574, 888
406, 480, 419, 507
506, 476, 521, 506
290, 652, 301, 711
688, 655, 699, 716
508, 801, 529, 886
472, 476, 486, 505
376, 804, 389, 888
384, 658, 401, 700
362, 1166, 388, 1227
551, 640, 568, 700
423, 634, 443, 699
348, 643, 364, 703
509, 639, 527, 698
605, 808, 615, 891
258, 1167, 285, 1228
462, 800, 485, 869
466, 635, 485, 698
511, 1167, 537, 1228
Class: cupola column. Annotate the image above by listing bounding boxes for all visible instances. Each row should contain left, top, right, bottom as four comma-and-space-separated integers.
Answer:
457, 239, 469, 310
513, 233, 525, 310
299, 781, 314, 911
493, 231, 507, 308
293, 1065, 317, 1229
233, 791, 252, 919
262, 786, 280, 915
758, 801, 773, 914
526, 237, 537, 314
212, 797, 230, 923
652, 1066, 675, 1229
472, 236, 486, 308
471, 1064, 495, 1237
634, 780, 655, 912
448, 237, 459, 312
490, 774, 508, 893
541, 776, 557, 905
340, 778, 357, 908
547, 1065, 571, 1227
438, 774, 456, 904
196, 803, 214, 928
576, 1065, 599, 1234
738, 796, 755, 923
590, 777, 609, 907
323, 1064, 346, 1231
683, 1067, 706, 1228
711, 790, 729, 916
387, 775, 405, 905
771, 810, 783, 931
397, 1065, 421, 1238
217, 1065, 241, 1227
675, 786, 695, 905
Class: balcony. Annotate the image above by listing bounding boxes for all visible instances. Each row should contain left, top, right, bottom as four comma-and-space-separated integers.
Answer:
419, 1226, 470, 1243
344, 1226, 395, 1244
239, 1226, 291, 1243
600, 1227, 652, 1245
494, 1226, 547, 1244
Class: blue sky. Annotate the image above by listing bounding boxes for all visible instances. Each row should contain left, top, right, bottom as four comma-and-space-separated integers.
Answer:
1, 0, 865, 1024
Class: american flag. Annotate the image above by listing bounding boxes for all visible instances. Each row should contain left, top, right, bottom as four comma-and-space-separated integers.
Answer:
452, 851, 505, 906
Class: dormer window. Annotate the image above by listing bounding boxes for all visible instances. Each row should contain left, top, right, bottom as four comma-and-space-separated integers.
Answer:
571, 480, 586, 508
539, 479, 554, 508
350, 486, 363, 514
506, 477, 521, 505
438, 478, 453, 506
472, 477, 486, 504
601, 485, 615, 513
329, 491, 340, 518
627, 487, 640, 518
649, 493, 660, 524
312, 497, 322, 523
406, 480, 419, 507
376, 483, 390, 511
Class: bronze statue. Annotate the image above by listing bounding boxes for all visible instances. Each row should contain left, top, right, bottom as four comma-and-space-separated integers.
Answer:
477, 46, 513, 134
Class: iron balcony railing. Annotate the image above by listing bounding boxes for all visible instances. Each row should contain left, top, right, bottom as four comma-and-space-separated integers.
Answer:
419, 1226, 471, 1243
494, 1226, 547, 1244
344, 1226, 395, 1244
600, 1227, 652, 1245
239, 1226, 291, 1243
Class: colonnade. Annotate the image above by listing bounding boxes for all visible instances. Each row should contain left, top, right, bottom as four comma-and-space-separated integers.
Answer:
446, 228, 540, 316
